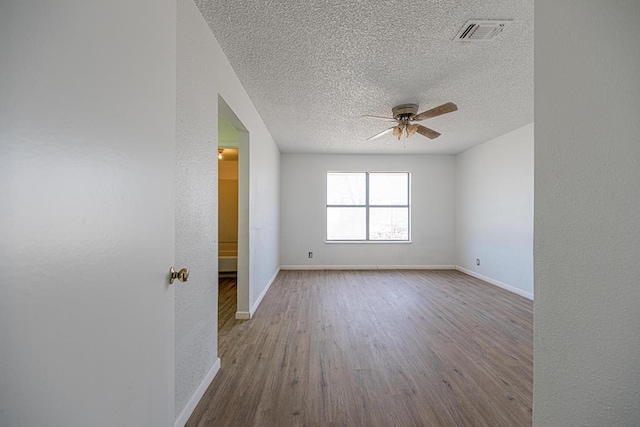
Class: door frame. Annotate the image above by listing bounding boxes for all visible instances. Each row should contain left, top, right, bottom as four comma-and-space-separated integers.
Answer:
218, 96, 250, 319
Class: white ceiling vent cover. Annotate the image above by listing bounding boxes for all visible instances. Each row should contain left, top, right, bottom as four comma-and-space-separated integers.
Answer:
454, 20, 513, 41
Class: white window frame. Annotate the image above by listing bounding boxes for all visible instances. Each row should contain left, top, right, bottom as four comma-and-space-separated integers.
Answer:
326, 171, 411, 242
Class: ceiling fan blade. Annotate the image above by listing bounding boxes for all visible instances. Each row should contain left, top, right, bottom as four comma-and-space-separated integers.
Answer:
414, 102, 458, 121
416, 124, 441, 139
367, 127, 395, 141
361, 114, 397, 122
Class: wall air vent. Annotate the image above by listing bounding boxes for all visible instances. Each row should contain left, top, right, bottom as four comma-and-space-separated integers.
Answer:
454, 20, 513, 41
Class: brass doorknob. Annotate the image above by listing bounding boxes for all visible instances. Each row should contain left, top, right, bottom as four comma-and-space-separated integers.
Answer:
169, 267, 189, 284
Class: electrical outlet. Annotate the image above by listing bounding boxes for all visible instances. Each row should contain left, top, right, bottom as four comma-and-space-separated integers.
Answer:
476, 258, 481, 266
308, 252, 313, 259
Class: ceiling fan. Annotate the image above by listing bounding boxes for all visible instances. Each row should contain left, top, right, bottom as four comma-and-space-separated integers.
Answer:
363, 102, 458, 141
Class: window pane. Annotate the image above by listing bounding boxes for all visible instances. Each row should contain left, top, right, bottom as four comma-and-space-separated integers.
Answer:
369, 173, 408, 205
327, 207, 366, 240
369, 207, 409, 240
327, 172, 366, 205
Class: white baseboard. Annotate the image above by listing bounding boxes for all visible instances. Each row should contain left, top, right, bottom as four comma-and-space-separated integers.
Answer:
280, 265, 455, 270
378, 265, 455, 270
455, 266, 533, 300
250, 267, 280, 317
235, 267, 281, 320
174, 357, 220, 427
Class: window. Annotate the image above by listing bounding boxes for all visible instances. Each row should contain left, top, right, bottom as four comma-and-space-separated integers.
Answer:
326, 172, 410, 241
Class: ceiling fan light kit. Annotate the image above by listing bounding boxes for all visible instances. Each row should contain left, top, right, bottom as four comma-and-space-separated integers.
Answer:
364, 102, 458, 141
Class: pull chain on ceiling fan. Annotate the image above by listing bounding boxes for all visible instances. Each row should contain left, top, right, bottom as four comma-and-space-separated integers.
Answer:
363, 102, 458, 141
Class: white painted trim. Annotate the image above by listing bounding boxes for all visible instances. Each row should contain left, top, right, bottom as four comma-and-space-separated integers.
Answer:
455, 266, 534, 300
280, 265, 455, 270
234, 267, 281, 320
250, 267, 280, 317
378, 265, 455, 270
174, 358, 221, 427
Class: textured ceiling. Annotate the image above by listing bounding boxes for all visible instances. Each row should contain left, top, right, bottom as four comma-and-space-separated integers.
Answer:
196, 0, 533, 154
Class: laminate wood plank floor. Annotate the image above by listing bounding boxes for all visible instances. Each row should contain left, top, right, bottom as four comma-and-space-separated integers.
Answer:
218, 278, 236, 326
189, 270, 533, 427
218, 276, 243, 351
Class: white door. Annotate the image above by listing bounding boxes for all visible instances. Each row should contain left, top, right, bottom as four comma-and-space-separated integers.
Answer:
0, 2, 176, 425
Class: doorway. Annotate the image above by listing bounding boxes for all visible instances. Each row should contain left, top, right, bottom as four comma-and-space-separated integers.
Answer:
217, 96, 250, 342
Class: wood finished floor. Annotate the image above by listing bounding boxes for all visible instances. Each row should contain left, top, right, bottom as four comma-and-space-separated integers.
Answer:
190, 270, 533, 427
218, 277, 237, 329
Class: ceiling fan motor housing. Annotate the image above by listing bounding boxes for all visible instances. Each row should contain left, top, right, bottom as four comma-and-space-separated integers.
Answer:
392, 103, 419, 120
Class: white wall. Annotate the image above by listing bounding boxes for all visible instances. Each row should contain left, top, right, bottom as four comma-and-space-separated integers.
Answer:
175, 0, 218, 421
175, 0, 280, 422
455, 124, 534, 298
0, 1, 176, 425
247, 128, 280, 314
535, 1, 640, 425
280, 154, 455, 267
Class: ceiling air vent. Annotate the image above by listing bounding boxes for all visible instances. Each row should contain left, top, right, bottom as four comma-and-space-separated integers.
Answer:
454, 20, 513, 41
